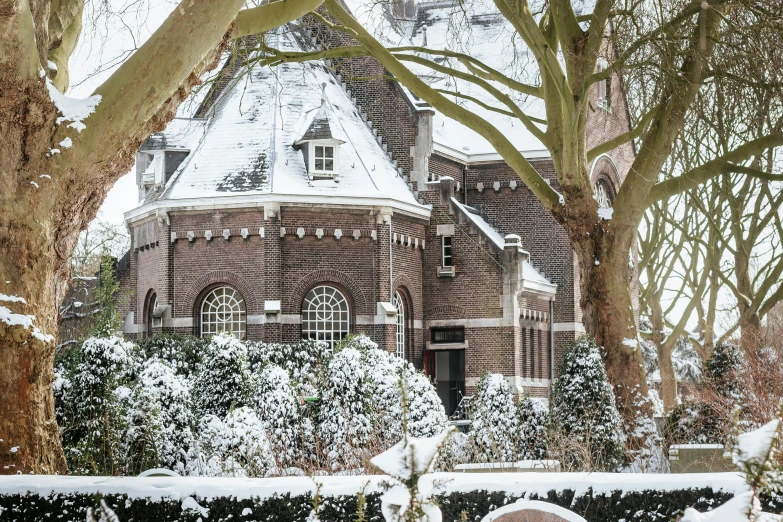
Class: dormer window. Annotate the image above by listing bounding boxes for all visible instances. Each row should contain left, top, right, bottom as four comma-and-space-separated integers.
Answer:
295, 82, 345, 182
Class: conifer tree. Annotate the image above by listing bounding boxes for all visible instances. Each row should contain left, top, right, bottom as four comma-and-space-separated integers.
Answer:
469, 373, 519, 462
123, 359, 193, 474
550, 337, 625, 471
517, 396, 549, 460
316, 347, 373, 470
91, 255, 123, 338
253, 364, 301, 466
191, 333, 253, 418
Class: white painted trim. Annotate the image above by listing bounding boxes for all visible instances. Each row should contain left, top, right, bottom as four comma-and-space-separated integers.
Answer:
553, 322, 586, 333
124, 193, 431, 224
122, 312, 141, 334
247, 314, 266, 325
589, 153, 619, 184
426, 317, 514, 328
412, 319, 424, 329
433, 142, 551, 164
466, 376, 551, 391
280, 314, 302, 324
170, 317, 193, 328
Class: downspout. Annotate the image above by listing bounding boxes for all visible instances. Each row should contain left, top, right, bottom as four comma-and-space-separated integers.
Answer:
389, 215, 393, 301
549, 299, 555, 383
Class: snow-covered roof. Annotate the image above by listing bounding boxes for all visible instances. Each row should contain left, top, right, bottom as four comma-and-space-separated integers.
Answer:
141, 118, 205, 151
405, 0, 549, 159
130, 28, 425, 218
450, 198, 554, 292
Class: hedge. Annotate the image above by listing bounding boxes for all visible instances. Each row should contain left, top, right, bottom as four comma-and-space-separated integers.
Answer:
0, 474, 779, 522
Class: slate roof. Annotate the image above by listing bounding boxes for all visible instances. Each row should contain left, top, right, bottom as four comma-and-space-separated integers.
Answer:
137, 27, 422, 212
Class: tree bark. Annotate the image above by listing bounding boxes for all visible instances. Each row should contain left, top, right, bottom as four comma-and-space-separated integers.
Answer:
557, 184, 651, 436
0, 0, 301, 474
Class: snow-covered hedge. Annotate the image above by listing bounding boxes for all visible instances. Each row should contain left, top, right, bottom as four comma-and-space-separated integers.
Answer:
53, 333, 446, 477
1, 472, 779, 522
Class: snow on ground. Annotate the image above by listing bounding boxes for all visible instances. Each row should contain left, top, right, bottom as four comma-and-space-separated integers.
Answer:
0, 472, 749, 503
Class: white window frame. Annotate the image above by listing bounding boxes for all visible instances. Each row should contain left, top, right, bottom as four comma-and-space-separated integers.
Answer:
595, 179, 613, 209
442, 235, 453, 267
309, 140, 340, 177
200, 286, 246, 339
393, 291, 406, 359
301, 285, 350, 349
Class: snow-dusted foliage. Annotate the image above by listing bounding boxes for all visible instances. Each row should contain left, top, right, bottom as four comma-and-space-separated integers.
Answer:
470, 373, 519, 462
550, 337, 625, 471
191, 333, 253, 418
362, 344, 407, 445
252, 364, 301, 466
247, 339, 329, 397
187, 407, 274, 477
59, 336, 136, 474
405, 372, 448, 438
55, 333, 448, 475
137, 334, 207, 377
122, 359, 193, 474
517, 396, 549, 460
317, 347, 373, 470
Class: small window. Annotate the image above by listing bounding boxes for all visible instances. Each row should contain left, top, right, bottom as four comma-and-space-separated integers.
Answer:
431, 327, 464, 344
314, 145, 335, 172
442, 236, 453, 267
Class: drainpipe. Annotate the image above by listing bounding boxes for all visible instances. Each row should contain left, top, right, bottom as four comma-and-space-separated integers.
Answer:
549, 299, 555, 383
389, 215, 393, 302
462, 165, 468, 204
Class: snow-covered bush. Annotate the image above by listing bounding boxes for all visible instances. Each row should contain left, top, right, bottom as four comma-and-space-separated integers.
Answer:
187, 407, 274, 477
550, 337, 625, 471
252, 364, 301, 466
317, 347, 373, 471
362, 345, 407, 445
405, 372, 448, 438
122, 358, 193, 474
517, 396, 549, 460
191, 333, 253, 418
136, 334, 207, 377
247, 339, 329, 397
60, 336, 136, 475
469, 373, 519, 462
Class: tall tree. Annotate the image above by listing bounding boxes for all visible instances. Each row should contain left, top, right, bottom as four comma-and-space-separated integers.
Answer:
0, 0, 324, 474
256, 0, 783, 433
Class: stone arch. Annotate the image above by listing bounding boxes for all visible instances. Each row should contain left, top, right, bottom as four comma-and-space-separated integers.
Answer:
181, 270, 259, 315
424, 303, 468, 320
288, 269, 368, 315
392, 273, 420, 317
589, 154, 621, 197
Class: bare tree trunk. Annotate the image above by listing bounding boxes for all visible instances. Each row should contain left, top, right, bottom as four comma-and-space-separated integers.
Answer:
561, 188, 650, 434
0, 64, 68, 472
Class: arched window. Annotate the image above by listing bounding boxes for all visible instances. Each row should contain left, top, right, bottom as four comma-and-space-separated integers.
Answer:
200, 286, 246, 339
301, 285, 350, 348
393, 291, 406, 359
594, 178, 613, 209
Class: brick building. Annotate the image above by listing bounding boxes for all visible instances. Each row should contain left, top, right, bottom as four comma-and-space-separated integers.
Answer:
119, 0, 634, 412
